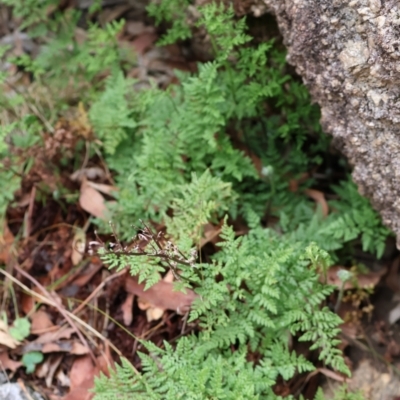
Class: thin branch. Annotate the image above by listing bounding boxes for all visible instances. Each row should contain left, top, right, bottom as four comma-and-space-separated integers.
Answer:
11, 261, 97, 365
0, 267, 141, 375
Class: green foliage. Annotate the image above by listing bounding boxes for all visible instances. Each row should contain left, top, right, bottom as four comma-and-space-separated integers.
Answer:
314, 385, 365, 400
95, 223, 349, 399
0, 0, 59, 34
165, 170, 234, 245
97, 4, 329, 236
0, 115, 41, 219
89, 70, 137, 154
9, 317, 31, 341
147, 0, 192, 45
22, 351, 44, 374
323, 179, 391, 258
1, 0, 394, 398
15, 16, 128, 85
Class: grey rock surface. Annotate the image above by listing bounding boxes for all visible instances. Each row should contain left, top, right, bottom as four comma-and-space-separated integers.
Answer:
0, 373, 45, 400
256, 0, 400, 245
322, 358, 400, 399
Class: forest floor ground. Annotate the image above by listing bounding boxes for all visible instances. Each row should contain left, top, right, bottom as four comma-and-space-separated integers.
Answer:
1, 1, 400, 399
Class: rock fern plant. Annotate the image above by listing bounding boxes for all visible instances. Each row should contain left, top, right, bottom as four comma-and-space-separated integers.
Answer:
95, 223, 349, 399
0, 0, 392, 398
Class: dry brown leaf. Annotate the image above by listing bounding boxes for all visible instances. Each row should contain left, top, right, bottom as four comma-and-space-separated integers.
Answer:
125, 21, 153, 37
71, 229, 86, 266
35, 327, 75, 344
36, 354, 63, 388
35, 356, 50, 378
20, 292, 35, 315
137, 299, 151, 311
132, 32, 158, 55
146, 307, 164, 322
0, 351, 22, 371
45, 355, 63, 388
64, 355, 97, 400
304, 188, 329, 217
0, 220, 14, 264
56, 369, 70, 388
63, 384, 94, 398
121, 293, 134, 326
163, 270, 174, 283
79, 180, 108, 219
16, 193, 32, 208
326, 265, 387, 289
139, 271, 174, 322
70, 342, 90, 355
85, 181, 118, 195
199, 223, 222, 249
70, 355, 96, 389
30, 310, 54, 334
70, 262, 103, 288
0, 320, 20, 349
138, 299, 165, 321
125, 275, 197, 314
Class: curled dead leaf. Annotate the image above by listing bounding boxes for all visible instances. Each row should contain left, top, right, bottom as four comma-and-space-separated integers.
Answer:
146, 307, 164, 322
56, 369, 70, 388
199, 223, 222, 249
121, 293, 134, 326
30, 310, 54, 334
132, 32, 158, 55
125, 275, 198, 315
34, 327, 75, 345
79, 179, 108, 219
304, 188, 329, 217
0, 351, 22, 372
65, 355, 97, 400
138, 298, 164, 322
85, 181, 118, 196
71, 342, 90, 355
138, 271, 175, 322
20, 292, 35, 315
36, 354, 63, 388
